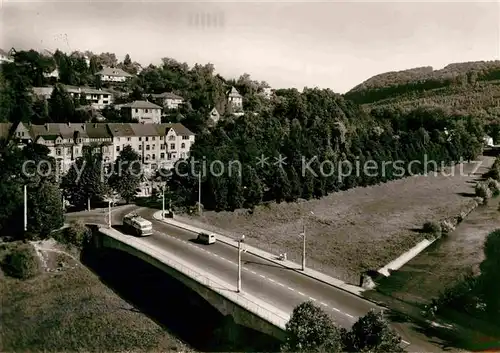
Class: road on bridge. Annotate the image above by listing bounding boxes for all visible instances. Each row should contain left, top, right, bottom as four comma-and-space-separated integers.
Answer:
130, 207, 443, 352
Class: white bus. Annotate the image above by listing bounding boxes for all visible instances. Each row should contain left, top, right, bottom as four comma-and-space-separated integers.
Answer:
123, 213, 153, 237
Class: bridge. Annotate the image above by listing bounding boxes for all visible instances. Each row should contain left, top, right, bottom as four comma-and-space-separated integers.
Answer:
95, 226, 289, 340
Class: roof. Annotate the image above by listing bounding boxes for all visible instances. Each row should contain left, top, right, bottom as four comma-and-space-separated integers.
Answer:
0, 48, 11, 57
32, 86, 113, 98
129, 123, 161, 137
107, 123, 136, 137
121, 100, 162, 110
96, 67, 133, 78
170, 123, 194, 136
85, 123, 112, 139
30, 123, 89, 139
229, 86, 242, 97
149, 92, 184, 100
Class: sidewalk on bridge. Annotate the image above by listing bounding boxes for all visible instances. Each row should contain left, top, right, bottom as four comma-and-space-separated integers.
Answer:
152, 211, 366, 297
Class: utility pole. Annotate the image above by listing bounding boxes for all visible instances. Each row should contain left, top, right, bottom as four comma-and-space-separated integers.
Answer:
301, 219, 306, 271
198, 172, 201, 215
108, 200, 111, 228
162, 184, 165, 219
24, 184, 27, 232
237, 234, 245, 293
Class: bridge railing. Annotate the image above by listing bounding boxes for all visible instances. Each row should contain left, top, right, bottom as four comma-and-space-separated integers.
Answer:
100, 227, 290, 329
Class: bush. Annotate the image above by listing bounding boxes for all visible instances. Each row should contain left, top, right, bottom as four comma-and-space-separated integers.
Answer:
440, 220, 456, 234
60, 220, 91, 248
486, 178, 500, 196
1, 244, 40, 279
475, 182, 492, 199
423, 221, 442, 235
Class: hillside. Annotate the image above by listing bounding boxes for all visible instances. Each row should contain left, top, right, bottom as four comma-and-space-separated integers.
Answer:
344, 61, 500, 133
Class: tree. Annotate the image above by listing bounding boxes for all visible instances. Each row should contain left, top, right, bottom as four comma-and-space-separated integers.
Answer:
61, 147, 108, 210
227, 172, 244, 210
26, 181, 64, 237
109, 145, 142, 203
243, 165, 263, 207
48, 84, 75, 122
479, 229, 500, 318
282, 301, 343, 352
271, 165, 291, 203
342, 310, 404, 353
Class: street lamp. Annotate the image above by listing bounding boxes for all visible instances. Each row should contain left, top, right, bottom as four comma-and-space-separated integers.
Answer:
237, 234, 245, 293
198, 172, 201, 215
300, 211, 314, 271
24, 184, 27, 232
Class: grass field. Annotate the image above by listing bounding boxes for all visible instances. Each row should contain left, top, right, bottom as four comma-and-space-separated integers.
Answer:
0, 240, 193, 353
179, 157, 494, 285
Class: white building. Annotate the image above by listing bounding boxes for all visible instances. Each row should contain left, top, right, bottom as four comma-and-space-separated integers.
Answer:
121, 101, 162, 124
208, 107, 220, 125
149, 92, 184, 109
228, 86, 243, 110
32, 86, 114, 110
3, 122, 196, 194
96, 66, 133, 83
43, 68, 60, 80
484, 135, 494, 147
0, 48, 13, 64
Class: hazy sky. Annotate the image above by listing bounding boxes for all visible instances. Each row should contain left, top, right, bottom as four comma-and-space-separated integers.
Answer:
1, 1, 499, 93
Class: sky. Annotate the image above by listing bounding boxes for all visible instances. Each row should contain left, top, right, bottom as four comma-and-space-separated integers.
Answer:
1, 0, 499, 93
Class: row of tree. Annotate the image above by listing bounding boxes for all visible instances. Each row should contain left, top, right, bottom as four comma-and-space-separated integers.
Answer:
166, 97, 484, 212
283, 301, 404, 352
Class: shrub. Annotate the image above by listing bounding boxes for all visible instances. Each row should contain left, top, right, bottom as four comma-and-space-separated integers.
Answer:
441, 220, 456, 234
486, 178, 500, 196
423, 221, 442, 235
60, 220, 91, 248
475, 182, 492, 199
1, 244, 40, 279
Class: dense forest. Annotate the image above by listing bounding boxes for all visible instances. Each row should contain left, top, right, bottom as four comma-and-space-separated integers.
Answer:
0, 48, 489, 214
344, 61, 500, 141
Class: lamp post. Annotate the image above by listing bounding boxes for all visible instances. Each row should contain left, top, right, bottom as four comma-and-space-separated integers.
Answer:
24, 184, 27, 232
198, 172, 201, 215
237, 234, 245, 293
300, 211, 314, 271
162, 183, 166, 219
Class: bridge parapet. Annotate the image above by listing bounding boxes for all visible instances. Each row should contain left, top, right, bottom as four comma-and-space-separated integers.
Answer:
98, 227, 289, 338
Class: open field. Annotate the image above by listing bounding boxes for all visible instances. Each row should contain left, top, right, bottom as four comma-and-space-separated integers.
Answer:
179, 156, 494, 285
0, 240, 193, 353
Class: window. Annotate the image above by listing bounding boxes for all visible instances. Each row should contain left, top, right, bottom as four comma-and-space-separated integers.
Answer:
67, 148, 71, 155
167, 153, 172, 160
160, 153, 165, 159
103, 100, 109, 104
139, 137, 142, 141
146, 137, 149, 141
170, 143, 175, 149
152, 144, 155, 149
182, 136, 189, 140
103, 94, 109, 98
117, 137, 120, 142
146, 154, 150, 161
127, 137, 131, 141
135, 109, 138, 113
160, 144, 165, 150
56, 148, 61, 156
116, 146, 120, 152
152, 154, 156, 160
145, 109, 149, 113
152, 136, 155, 141
181, 152, 185, 158
139, 145, 142, 150
75, 148, 79, 154
146, 145, 150, 151
181, 143, 185, 148
168, 135, 175, 141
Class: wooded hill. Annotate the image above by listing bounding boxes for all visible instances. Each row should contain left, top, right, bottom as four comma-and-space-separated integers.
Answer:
344, 61, 500, 140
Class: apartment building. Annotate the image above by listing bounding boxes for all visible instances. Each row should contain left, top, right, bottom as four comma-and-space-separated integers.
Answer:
96, 66, 133, 83
32, 85, 114, 110
121, 101, 162, 124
